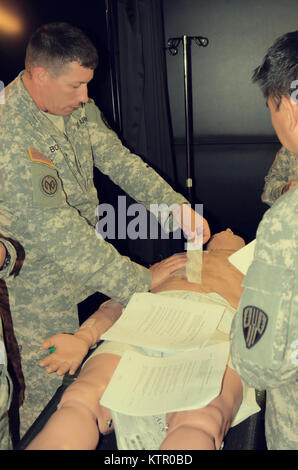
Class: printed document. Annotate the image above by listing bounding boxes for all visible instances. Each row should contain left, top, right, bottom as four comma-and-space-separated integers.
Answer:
100, 342, 230, 415
101, 292, 225, 351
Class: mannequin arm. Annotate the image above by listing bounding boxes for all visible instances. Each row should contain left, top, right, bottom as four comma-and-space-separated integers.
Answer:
39, 300, 123, 375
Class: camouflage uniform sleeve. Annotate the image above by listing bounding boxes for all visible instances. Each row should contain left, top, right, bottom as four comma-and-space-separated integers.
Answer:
261, 146, 294, 206
85, 102, 188, 210
0, 152, 152, 306
230, 187, 298, 389
0, 239, 17, 279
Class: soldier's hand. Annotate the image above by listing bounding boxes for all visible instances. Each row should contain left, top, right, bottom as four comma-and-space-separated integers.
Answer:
149, 253, 187, 291
39, 333, 89, 376
172, 204, 211, 245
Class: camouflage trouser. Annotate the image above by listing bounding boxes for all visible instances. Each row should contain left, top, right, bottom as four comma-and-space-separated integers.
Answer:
7, 291, 80, 440
265, 386, 298, 450
0, 364, 13, 450
18, 341, 65, 439
0, 412, 12, 450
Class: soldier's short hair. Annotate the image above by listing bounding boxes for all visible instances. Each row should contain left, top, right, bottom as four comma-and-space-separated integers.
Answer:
252, 30, 298, 109
25, 22, 99, 77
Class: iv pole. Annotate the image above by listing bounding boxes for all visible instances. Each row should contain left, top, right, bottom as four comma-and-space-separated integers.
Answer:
166, 35, 209, 203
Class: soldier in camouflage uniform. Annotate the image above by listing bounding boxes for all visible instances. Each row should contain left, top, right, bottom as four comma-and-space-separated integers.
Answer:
261, 145, 298, 206
230, 30, 298, 450
0, 23, 210, 437
0, 318, 12, 449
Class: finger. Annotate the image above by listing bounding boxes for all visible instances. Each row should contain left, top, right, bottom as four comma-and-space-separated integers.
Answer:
69, 361, 80, 375
39, 354, 55, 368
42, 338, 54, 350
44, 359, 62, 374
167, 258, 187, 269
163, 260, 187, 276
162, 253, 187, 264
167, 255, 187, 266
169, 253, 187, 260
56, 362, 71, 376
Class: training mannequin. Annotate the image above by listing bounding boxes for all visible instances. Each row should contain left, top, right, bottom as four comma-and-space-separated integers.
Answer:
27, 229, 250, 450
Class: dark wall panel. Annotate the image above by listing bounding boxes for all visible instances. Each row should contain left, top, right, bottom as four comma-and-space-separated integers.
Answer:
174, 142, 280, 242
163, 0, 298, 139
163, 0, 297, 240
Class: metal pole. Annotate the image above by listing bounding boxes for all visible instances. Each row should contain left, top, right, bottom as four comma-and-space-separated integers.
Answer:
183, 35, 193, 203
167, 35, 208, 203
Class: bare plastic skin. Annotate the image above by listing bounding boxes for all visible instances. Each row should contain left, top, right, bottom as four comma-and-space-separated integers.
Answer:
27, 229, 245, 450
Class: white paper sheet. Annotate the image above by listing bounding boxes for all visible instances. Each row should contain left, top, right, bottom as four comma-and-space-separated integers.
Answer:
228, 240, 256, 275
100, 342, 230, 415
101, 292, 225, 351
110, 411, 167, 450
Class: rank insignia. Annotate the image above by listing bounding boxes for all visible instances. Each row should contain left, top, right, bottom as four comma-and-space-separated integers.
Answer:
28, 148, 55, 167
242, 305, 268, 349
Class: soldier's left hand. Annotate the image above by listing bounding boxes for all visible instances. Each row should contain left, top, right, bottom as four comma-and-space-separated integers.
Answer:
39, 333, 89, 376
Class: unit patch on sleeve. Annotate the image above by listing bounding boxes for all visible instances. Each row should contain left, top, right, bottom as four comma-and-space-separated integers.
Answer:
242, 305, 268, 348
41, 175, 58, 196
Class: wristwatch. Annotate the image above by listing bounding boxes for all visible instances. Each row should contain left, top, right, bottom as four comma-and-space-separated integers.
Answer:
0, 247, 11, 271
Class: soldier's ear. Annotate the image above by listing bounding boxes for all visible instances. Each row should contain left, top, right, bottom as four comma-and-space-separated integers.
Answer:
31, 67, 50, 87
281, 96, 298, 132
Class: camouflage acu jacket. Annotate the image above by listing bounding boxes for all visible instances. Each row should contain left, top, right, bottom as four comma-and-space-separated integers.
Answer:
0, 71, 187, 324
261, 146, 298, 206
231, 185, 298, 449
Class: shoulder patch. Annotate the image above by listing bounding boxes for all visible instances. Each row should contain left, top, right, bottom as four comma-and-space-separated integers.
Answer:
242, 305, 268, 349
28, 148, 54, 168
41, 175, 58, 196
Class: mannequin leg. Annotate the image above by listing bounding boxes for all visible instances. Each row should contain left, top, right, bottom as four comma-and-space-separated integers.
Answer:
159, 366, 243, 450
26, 353, 121, 450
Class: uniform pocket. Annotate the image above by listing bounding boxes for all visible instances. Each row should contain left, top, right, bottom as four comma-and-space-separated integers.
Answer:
31, 164, 64, 208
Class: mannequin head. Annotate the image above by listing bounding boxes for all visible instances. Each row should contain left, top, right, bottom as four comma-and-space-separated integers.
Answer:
207, 228, 245, 251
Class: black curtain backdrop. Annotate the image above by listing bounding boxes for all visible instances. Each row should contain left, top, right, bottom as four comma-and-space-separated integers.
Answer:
108, 0, 184, 265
